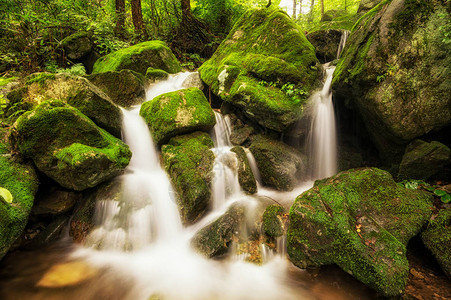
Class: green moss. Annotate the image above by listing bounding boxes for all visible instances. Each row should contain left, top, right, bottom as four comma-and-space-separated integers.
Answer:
0, 76, 17, 87
92, 40, 181, 75
0, 141, 39, 259
60, 31, 90, 46
421, 209, 451, 277
10, 101, 131, 191
287, 168, 433, 296
262, 204, 285, 238
140, 87, 216, 146
145, 67, 169, 81
199, 8, 318, 132
162, 132, 215, 224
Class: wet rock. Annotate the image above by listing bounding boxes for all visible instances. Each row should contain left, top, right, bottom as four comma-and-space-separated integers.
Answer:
29, 216, 70, 246
6, 73, 122, 137
140, 87, 216, 146
230, 126, 254, 146
262, 204, 286, 238
86, 69, 145, 107
249, 135, 306, 191
307, 29, 344, 63
398, 140, 451, 180
60, 32, 92, 61
230, 146, 257, 194
9, 101, 131, 191
287, 168, 434, 296
33, 189, 81, 216
182, 72, 204, 90
421, 209, 451, 278
358, 0, 384, 13
161, 132, 215, 224
199, 8, 319, 133
70, 180, 122, 243
92, 40, 181, 75
191, 198, 272, 258
333, 0, 451, 163
0, 142, 39, 259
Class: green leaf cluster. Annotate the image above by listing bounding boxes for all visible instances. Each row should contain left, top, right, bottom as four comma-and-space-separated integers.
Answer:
398, 179, 451, 204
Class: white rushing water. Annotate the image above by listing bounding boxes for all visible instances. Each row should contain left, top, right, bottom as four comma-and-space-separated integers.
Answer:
72, 73, 314, 300
306, 30, 349, 180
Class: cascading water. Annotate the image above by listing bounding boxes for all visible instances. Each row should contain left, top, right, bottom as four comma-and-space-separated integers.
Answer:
306, 31, 349, 180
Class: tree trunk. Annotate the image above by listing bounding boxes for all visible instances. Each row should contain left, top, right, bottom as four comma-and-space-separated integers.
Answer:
320, 0, 324, 18
299, 0, 303, 15
115, 0, 125, 37
309, 0, 315, 22
292, 0, 296, 19
131, 0, 147, 39
181, 0, 191, 21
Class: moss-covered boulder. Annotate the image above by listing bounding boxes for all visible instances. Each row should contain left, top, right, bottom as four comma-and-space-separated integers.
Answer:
191, 202, 246, 258
0, 142, 39, 259
287, 168, 434, 296
140, 87, 216, 146
249, 135, 306, 191
161, 132, 215, 224
398, 140, 451, 180
86, 69, 145, 107
230, 146, 257, 194
421, 209, 451, 278
60, 32, 92, 61
191, 197, 273, 259
199, 8, 319, 133
333, 0, 451, 163
307, 29, 345, 63
6, 73, 122, 137
9, 101, 131, 191
358, 0, 384, 13
92, 41, 181, 75
262, 204, 286, 238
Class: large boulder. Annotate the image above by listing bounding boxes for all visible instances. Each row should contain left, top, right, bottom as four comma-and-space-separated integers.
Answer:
287, 168, 434, 296
140, 87, 216, 146
199, 8, 319, 133
306, 29, 345, 63
397, 139, 451, 180
333, 0, 451, 163
161, 132, 215, 224
60, 32, 99, 73
86, 69, 146, 107
9, 101, 131, 191
6, 73, 122, 137
249, 135, 306, 191
92, 41, 181, 75
0, 142, 39, 259
421, 208, 451, 278
358, 0, 384, 13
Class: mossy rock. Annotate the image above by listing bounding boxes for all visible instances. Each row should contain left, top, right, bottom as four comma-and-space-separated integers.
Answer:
199, 8, 319, 133
333, 0, 451, 163
161, 132, 215, 224
307, 29, 346, 63
86, 69, 145, 107
6, 73, 122, 137
0, 142, 39, 259
60, 32, 92, 61
398, 140, 451, 180
140, 87, 216, 146
358, 0, 384, 13
287, 168, 434, 296
421, 208, 451, 278
230, 146, 257, 194
145, 67, 169, 82
9, 101, 131, 191
92, 40, 181, 75
262, 204, 285, 238
249, 135, 306, 191
191, 198, 273, 258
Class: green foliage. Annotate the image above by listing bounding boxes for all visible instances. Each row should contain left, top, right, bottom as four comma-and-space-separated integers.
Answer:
258, 80, 307, 105
398, 179, 451, 204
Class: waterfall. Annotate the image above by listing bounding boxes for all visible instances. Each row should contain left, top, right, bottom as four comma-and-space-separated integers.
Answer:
336, 30, 349, 59
306, 31, 349, 180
